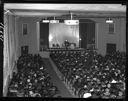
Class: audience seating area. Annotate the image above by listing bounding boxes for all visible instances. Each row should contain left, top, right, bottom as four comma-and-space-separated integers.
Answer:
7, 54, 59, 97
50, 50, 126, 98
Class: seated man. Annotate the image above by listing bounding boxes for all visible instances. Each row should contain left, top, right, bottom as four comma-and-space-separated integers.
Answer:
64, 40, 70, 49
56, 44, 60, 48
52, 44, 55, 48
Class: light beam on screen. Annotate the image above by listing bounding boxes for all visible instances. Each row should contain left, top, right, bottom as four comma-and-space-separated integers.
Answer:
76, 33, 79, 42
49, 34, 53, 42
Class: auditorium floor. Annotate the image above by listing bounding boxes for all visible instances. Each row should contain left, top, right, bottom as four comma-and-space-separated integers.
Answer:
43, 58, 73, 98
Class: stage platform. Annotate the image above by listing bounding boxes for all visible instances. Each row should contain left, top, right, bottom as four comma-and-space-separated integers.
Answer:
47, 48, 86, 51
47, 48, 97, 52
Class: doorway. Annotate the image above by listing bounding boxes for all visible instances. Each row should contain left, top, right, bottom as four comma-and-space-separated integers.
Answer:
106, 43, 116, 54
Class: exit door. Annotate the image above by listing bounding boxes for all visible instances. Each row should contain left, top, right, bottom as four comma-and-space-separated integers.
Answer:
106, 43, 116, 54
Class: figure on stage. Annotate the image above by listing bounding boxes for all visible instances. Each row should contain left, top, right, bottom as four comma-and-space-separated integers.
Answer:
64, 40, 70, 49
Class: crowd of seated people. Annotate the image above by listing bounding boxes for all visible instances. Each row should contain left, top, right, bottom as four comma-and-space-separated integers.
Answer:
50, 50, 126, 98
7, 54, 59, 97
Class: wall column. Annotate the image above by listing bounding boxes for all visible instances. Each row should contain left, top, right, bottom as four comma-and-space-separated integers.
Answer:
121, 18, 126, 52
95, 22, 99, 50
14, 16, 20, 59
36, 22, 40, 52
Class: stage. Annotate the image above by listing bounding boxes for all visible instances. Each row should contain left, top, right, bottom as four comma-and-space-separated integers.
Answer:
47, 48, 86, 51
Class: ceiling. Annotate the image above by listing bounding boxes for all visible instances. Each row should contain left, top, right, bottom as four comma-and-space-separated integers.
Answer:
4, 4, 126, 17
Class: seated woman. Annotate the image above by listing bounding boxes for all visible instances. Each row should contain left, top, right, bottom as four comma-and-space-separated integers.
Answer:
56, 44, 60, 48
52, 44, 55, 48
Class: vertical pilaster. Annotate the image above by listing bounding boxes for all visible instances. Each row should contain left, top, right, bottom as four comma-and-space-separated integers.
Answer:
95, 22, 99, 50
36, 22, 40, 52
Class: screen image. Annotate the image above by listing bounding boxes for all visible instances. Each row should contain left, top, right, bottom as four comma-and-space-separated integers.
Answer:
49, 23, 79, 48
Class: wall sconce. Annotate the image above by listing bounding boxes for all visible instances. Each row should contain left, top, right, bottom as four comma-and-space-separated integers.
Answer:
106, 18, 113, 23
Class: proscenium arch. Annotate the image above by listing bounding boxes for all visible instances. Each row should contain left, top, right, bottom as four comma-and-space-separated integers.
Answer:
38, 18, 96, 50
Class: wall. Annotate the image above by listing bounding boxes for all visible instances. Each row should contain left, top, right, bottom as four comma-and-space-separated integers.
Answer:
90, 17, 126, 55
18, 17, 41, 55
17, 17, 126, 56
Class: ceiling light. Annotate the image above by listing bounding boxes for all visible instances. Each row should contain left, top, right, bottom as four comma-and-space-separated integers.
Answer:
106, 18, 113, 23
42, 18, 49, 23
64, 20, 79, 25
50, 20, 59, 23
64, 12, 79, 25
50, 16, 59, 23
42, 20, 49, 23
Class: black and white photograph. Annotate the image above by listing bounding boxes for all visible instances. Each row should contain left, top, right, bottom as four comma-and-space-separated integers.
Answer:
2, 3, 126, 99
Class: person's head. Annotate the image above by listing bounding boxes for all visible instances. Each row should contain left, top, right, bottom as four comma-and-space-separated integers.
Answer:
57, 96, 62, 98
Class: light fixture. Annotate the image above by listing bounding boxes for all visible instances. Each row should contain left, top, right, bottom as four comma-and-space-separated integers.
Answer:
50, 16, 59, 23
64, 20, 79, 25
42, 18, 49, 23
64, 12, 79, 25
106, 18, 113, 23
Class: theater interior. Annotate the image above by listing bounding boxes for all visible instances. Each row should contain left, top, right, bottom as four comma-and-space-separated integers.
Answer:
3, 3, 126, 98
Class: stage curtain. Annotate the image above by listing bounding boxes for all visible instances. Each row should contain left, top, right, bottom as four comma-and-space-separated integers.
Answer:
3, 15, 18, 95
79, 19, 95, 49
79, 22, 87, 49
3, 14, 10, 95
40, 23, 49, 50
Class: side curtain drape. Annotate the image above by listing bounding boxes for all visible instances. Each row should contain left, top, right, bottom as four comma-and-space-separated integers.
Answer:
3, 14, 18, 96
3, 14, 10, 95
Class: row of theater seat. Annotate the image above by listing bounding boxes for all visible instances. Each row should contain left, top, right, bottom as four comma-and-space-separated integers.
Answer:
7, 54, 59, 97
50, 50, 126, 98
